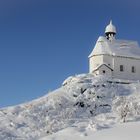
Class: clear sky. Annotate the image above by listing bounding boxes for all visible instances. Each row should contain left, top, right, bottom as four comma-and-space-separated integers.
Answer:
0, 0, 140, 107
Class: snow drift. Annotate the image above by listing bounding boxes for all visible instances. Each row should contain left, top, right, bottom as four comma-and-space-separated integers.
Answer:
40, 121, 140, 140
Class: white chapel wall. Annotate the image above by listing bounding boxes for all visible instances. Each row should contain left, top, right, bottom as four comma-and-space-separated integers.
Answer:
102, 55, 113, 68
89, 55, 103, 73
113, 57, 140, 80
89, 55, 140, 81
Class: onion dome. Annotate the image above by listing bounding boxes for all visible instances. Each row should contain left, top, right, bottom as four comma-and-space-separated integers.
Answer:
105, 20, 116, 34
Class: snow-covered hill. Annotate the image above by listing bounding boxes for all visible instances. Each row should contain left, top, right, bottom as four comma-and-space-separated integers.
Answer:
1, 74, 140, 140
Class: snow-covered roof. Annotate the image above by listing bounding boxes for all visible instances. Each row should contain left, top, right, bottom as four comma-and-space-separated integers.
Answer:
89, 36, 140, 59
105, 20, 116, 33
93, 63, 113, 72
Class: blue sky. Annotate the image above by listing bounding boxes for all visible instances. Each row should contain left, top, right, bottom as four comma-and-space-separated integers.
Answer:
0, 0, 140, 107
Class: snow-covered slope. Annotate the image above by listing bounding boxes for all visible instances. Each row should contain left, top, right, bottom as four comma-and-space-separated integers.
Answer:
40, 121, 140, 140
1, 74, 140, 140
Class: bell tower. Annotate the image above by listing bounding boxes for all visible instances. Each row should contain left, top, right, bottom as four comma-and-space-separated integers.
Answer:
105, 20, 116, 41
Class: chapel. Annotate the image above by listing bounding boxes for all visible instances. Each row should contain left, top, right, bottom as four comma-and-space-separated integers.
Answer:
89, 21, 140, 80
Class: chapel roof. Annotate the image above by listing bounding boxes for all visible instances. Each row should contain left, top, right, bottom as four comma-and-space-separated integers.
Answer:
89, 36, 140, 59
92, 63, 113, 73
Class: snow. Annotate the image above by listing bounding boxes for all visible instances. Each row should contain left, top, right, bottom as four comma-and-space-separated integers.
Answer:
40, 121, 140, 140
105, 20, 116, 33
1, 74, 140, 139
92, 63, 113, 72
89, 36, 140, 59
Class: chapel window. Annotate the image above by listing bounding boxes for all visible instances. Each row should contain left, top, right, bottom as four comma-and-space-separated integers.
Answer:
132, 66, 136, 73
103, 70, 106, 74
120, 65, 124, 72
